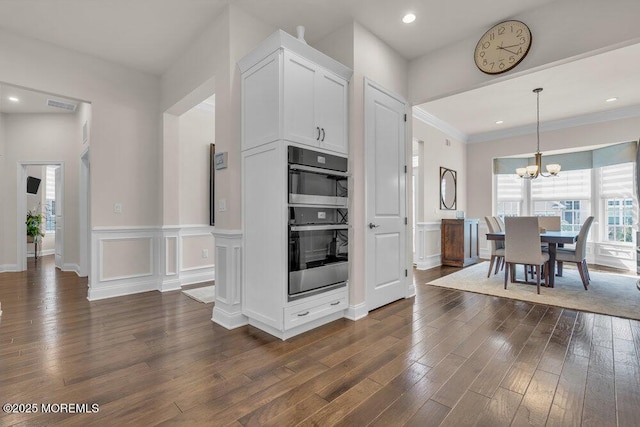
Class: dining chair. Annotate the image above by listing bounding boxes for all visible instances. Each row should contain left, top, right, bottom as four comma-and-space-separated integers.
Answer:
484, 216, 505, 277
504, 216, 549, 294
555, 216, 594, 290
494, 216, 505, 232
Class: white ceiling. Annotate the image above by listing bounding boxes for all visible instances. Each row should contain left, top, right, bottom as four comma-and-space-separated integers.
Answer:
0, 0, 638, 135
0, 84, 79, 114
416, 42, 640, 140
0, 0, 561, 75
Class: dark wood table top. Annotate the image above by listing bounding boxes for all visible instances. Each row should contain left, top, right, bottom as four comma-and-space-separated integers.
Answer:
486, 230, 578, 245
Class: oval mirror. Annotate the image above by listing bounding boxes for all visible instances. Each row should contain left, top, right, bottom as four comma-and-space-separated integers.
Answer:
440, 167, 457, 210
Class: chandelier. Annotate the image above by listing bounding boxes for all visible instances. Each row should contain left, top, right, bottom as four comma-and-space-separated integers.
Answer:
516, 88, 561, 179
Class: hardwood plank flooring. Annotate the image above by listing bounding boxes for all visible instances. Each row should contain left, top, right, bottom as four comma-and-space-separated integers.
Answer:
0, 256, 638, 426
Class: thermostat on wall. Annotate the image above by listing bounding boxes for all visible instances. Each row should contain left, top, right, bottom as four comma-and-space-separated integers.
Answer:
214, 152, 227, 170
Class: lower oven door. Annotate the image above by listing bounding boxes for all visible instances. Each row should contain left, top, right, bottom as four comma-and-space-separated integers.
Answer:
289, 225, 348, 299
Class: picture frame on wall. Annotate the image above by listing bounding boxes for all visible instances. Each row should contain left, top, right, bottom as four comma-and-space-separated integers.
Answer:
210, 143, 215, 226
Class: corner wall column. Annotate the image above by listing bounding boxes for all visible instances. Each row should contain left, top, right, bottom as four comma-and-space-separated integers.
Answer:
211, 229, 246, 328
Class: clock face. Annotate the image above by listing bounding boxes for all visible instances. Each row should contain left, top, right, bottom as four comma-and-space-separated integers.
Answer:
474, 20, 532, 75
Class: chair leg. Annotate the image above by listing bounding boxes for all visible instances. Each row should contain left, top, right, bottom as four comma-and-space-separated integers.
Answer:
495, 257, 502, 275
523, 265, 529, 283
577, 261, 589, 290
583, 260, 591, 281
488, 256, 495, 278
504, 263, 509, 289
535, 264, 541, 295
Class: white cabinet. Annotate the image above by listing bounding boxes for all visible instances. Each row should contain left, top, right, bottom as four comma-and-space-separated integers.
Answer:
283, 52, 348, 153
240, 30, 351, 155
241, 141, 348, 339
239, 30, 352, 340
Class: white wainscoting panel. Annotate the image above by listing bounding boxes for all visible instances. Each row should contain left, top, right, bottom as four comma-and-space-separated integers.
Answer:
89, 227, 158, 300
89, 225, 217, 300
478, 220, 491, 260
211, 229, 246, 329
414, 222, 442, 270
594, 242, 635, 271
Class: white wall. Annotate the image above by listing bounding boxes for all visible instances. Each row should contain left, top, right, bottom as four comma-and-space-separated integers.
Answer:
467, 115, 640, 220
162, 5, 274, 231
178, 107, 214, 225
413, 119, 467, 222
3, 113, 80, 265
0, 30, 160, 227
315, 22, 410, 307
0, 113, 4, 266
408, 0, 640, 105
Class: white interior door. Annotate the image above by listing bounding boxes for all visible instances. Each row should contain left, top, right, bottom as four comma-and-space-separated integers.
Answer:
365, 80, 407, 311
54, 166, 63, 269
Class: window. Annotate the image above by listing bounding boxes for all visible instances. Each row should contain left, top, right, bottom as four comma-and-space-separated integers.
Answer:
600, 163, 634, 243
496, 174, 524, 218
531, 169, 591, 232
45, 166, 56, 233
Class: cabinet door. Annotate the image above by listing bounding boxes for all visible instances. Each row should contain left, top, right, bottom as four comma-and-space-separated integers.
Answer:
316, 71, 348, 154
283, 52, 319, 147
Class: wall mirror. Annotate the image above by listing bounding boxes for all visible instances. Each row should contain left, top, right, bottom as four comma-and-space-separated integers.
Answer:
440, 167, 457, 210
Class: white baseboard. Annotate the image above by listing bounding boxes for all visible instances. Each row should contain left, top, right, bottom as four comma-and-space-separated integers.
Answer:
27, 249, 55, 258
159, 277, 182, 292
406, 283, 416, 299
87, 278, 158, 301
344, 302, 368, 321
212, 306, 249, 329
0, 264, 19, 273
415, 254, 441, 270
180, 267, 215, 287
62, 263, 81, 276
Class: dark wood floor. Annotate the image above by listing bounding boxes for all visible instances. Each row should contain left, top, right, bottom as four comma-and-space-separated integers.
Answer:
1, 256, 639, 426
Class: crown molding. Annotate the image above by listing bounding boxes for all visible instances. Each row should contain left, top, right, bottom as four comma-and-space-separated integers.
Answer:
468, 104, 640, 144
412, 106, 468, 143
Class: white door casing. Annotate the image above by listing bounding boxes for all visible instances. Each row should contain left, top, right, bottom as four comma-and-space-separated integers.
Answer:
364, 79, 408, 312
54, 165, 64, 269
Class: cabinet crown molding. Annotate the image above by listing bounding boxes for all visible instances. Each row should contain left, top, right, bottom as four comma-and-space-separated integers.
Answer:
238, 29, 352, 81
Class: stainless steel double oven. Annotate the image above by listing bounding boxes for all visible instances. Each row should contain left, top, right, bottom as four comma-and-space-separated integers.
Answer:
288, 146, 348, 301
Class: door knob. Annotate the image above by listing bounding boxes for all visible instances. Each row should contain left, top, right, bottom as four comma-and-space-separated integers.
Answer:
368, 222, 380, 229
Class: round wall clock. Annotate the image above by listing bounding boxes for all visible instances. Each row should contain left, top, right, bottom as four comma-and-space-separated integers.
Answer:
474, 20, 532, 75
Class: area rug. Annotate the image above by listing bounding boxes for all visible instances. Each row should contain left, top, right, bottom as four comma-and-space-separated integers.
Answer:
182, 286, 215, 304
426, 262, 640, 320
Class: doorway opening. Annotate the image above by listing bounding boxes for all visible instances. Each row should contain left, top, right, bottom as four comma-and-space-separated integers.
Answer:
18, 161, 64, 271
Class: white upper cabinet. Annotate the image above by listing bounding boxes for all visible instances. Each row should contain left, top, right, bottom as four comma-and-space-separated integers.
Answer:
283, 52, 348, 154
239, 30, 351, 155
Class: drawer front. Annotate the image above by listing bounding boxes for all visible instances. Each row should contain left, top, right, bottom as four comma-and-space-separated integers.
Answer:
284, 291, 347, 330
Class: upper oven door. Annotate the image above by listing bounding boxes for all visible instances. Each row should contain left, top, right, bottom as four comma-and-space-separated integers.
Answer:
289, 165, 348, 207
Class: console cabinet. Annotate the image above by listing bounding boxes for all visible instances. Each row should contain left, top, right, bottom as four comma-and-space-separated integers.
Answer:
441, 219, 479, 267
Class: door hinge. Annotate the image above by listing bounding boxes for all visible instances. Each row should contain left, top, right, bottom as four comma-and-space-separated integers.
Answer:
405, 269, 408, 277
404, 217, 408, 225
404, 114, 407, 122
404, 165, 407, 173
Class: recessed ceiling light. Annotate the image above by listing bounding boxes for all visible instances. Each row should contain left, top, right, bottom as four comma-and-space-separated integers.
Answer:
495, 120, 504, 125
402, 13, 416, 24
8, 96, 19, 102
605, 97, 618, 103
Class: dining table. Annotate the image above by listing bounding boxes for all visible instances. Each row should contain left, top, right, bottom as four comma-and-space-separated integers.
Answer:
486, 230, 579, 288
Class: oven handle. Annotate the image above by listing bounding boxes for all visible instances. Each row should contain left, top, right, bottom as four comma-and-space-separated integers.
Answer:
290, 224, 349, 232
289, 164, 349, 177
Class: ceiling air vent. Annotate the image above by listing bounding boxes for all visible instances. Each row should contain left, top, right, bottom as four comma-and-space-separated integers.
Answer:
47, 99, 77, 112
